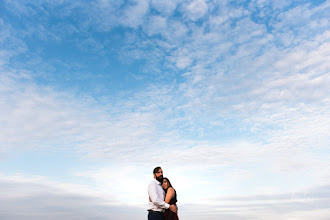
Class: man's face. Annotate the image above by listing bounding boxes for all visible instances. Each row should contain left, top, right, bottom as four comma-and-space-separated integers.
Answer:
154, 168, 163, 182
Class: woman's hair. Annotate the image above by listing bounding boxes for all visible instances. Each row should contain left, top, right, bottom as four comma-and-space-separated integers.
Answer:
162, 177, 173, 191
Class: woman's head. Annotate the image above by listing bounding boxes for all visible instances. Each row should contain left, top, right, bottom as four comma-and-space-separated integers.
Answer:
162, 177, 172, 190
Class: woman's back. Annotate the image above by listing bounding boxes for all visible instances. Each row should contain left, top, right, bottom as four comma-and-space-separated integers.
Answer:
164, 188, 179, 220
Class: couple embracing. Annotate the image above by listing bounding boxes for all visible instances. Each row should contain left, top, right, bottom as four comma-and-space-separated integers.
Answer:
148, 166, 179, 220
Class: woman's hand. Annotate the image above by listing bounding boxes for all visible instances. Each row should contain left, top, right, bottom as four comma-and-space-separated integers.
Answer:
169, 204, 177, 213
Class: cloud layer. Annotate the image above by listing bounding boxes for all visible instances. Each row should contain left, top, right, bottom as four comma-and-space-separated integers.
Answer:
1, 0, 330, 219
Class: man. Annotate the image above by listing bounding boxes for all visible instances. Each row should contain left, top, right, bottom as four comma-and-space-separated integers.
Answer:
148, 167, 177, 220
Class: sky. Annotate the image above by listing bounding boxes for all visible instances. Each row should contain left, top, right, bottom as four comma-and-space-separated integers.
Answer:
0, 0, 330, 219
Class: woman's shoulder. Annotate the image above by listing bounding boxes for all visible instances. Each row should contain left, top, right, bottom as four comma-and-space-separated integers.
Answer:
167, 187, 175, 193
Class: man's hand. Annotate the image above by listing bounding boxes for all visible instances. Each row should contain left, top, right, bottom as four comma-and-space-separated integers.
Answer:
169, 204, 177, 213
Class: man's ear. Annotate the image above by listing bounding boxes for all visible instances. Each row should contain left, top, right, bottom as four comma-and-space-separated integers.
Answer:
153, 174, 156, 179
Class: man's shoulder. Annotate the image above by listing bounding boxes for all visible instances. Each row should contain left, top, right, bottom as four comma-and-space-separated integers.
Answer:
148, 179, 161, 187
148, 179, 156, 185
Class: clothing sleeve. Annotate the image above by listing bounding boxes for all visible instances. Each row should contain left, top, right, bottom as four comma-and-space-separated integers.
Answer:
148, 182, 170, 209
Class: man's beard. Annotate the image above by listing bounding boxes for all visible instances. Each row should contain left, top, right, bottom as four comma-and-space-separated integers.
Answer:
156, 175, 163, 182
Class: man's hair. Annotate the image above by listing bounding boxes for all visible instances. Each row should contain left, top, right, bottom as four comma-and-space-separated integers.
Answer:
153, 166, 162, 174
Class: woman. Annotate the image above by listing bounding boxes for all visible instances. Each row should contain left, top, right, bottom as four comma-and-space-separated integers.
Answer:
162, 177, 179, 220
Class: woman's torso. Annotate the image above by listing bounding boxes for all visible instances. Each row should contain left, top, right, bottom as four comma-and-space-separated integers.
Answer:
164, 188, 179, 220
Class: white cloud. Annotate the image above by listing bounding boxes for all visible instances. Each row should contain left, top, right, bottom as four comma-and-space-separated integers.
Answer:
176, 56, 193, 69
120, 0, 149, 28
151, 0, 179, 16
0, 173, 144, 220
0, 71, 185, 163
90, 0, 125, 31
184, 184, 330, 220
143, 15, 168, 36
78, 37, 105, 52
0, 19, 27, 67
163, 19, 189, 42
3, 172, 329, 220
274, 43, 330, 76
183, 0, 209, 21
74, 165, 150, 206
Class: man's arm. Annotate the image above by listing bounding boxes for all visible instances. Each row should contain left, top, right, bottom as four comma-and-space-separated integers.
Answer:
148, 182, 170, 209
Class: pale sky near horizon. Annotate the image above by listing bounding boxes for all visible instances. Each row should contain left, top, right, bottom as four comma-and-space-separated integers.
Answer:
1, 0, 330, 219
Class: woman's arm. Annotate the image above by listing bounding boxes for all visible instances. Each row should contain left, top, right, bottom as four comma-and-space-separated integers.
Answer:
164, 187, 175, 203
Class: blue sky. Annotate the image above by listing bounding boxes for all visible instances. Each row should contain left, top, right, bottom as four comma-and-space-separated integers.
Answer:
1, 0, 330, 219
